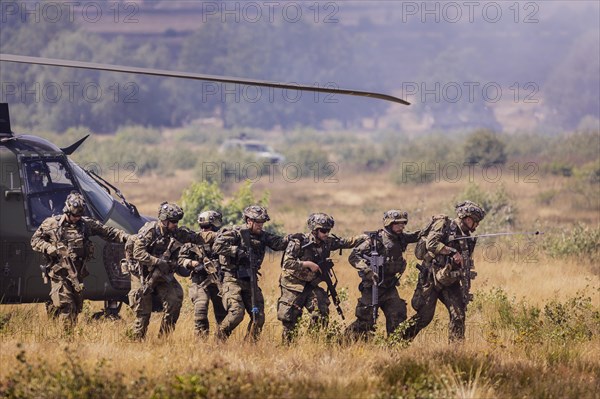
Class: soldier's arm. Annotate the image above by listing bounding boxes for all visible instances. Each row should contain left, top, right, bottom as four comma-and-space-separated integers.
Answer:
403, 229, 422, 244
347, 240, 370, 271
132, 231, 161, 267
212, 229, 241, 258
175, 226, 204, 245
426, 219, 452, 255
30, 220, 55, 255
177, 243, 201, 269
331, 233, 368, 251
281, 239, 305, 271
264, 231, 290, 251
87, 218, 130, 243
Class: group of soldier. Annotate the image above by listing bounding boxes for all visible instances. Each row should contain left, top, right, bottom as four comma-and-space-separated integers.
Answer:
31, 190, 487, 344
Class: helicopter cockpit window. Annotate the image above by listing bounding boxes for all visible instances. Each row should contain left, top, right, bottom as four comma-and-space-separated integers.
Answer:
24, 159, 77, 227
68, 161, 114, 221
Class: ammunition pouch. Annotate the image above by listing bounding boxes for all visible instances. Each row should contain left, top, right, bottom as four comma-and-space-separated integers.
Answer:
434, 262, 461, 287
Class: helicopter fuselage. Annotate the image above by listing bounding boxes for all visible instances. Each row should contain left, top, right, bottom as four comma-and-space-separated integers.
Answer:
1, 131, 150, 304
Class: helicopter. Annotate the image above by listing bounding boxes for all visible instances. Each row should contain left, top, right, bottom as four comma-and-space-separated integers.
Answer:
0, 53, 409, 316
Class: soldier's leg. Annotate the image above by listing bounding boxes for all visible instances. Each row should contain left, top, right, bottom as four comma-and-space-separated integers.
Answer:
439, 284, 466, 342
208, 283, 227, 325
217, 278, 245, 339
189, 283, 210, 336
157, 278, 184, 337
277, 286, 304, 343
345, 288, 374, 340
243, 281, 265, 341
402, 280, 439, 341
381, 288, 407, 336
127, 275, 152, 339
49, 276, 78, 332
305, 286, 330, 329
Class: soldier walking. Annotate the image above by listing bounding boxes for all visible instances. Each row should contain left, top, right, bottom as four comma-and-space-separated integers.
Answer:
127, 202, 201, 340
402, 201, 486, 342
212, 205, 290, 341
178, 210, 227, 337
345, 210, 421, 340
277, 213, 365, 343
31, 191, 129, 331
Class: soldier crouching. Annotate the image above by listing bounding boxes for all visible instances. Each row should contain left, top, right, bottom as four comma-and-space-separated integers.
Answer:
127, 202, 201, 340
402, 201, 486, 343
31, 192, 129, 332
277, 213, 365, 343
345, 210, 421, 340
178, 210, 226, 337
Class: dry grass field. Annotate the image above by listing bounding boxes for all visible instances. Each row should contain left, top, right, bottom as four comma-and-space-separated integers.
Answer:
1, 162, 599, 398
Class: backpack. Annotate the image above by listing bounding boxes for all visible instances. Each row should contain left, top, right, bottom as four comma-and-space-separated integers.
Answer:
414, 214, 448, 260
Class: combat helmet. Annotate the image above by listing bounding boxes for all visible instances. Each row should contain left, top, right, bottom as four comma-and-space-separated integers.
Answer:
243, 205, 270, 223
158, 202, 184, 222
198, 210, 223, 228
307, 212, 335, 232
383, 209, 408, 227
455, 200, 486, 222
63, 191, 86, 216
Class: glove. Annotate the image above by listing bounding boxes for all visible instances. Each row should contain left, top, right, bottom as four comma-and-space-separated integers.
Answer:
175, 266, 191, 277
361, 267, 378, 283
46, 245, 58, 256
287, 233, 304, 241
193, 265, 205, 274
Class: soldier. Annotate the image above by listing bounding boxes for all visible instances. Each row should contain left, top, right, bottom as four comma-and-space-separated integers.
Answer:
402, 201, 486, 342
277, 213, 365, 343
31, 191, 130, 330
212, 205, 289, 341
345, 210, 421, 340
128, 202, 201, 340
178, 210, 227, 337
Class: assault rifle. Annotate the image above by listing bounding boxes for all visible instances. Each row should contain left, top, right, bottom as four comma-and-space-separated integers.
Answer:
448, 231, 543, 310
56, 243, 84, 293
239, 228, 259, 329
318, 258, 345, 320
197, 255, 223, 292
360, 231, 385, 321
301, 240, 346, 320
142, 237, 182, 296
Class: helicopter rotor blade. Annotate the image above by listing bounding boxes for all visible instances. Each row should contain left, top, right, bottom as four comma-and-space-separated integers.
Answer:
0, 53, 410, 105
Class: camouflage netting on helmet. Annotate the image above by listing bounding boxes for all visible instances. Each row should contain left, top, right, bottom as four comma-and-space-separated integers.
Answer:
307, 213, 335, 231
198, 210, 223, 228
158, 202, 184, 222
455, 200, 486, 222
383, 209, 408, 227
243, 205, 270, 222
63, 191, 86, 216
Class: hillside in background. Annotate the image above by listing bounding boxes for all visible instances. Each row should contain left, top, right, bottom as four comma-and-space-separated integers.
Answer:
1, 0, 598, 133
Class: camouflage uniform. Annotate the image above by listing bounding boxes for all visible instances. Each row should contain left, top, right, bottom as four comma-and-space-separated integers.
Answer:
213, 206, 289, 340
30, 192, 129, 329
128, 202, 201, 339
277, 213, 365, 342
403, 201, 486, 342
346, 210, 421, 339
178, 211, 226, 337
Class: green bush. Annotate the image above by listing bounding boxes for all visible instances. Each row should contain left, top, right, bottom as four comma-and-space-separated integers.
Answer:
542, 223, 600, 259
463, 129, 507, 167
179, 181, 283, 235
284, 144, 331, 179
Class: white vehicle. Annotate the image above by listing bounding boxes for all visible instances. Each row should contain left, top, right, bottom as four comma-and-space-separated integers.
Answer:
219, 137, 285, 163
